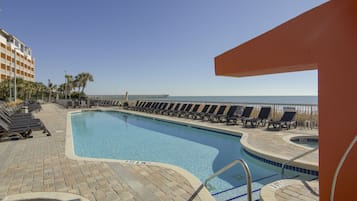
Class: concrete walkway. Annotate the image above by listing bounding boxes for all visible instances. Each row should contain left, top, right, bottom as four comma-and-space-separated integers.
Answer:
0, 104, 210, 201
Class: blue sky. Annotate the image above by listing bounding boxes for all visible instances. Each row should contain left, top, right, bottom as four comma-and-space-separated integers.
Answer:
0, 0, 326, 96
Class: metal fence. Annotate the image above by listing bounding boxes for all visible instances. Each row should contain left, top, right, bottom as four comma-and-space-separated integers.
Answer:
81, 97, 319, 129
141, 99, 319, 129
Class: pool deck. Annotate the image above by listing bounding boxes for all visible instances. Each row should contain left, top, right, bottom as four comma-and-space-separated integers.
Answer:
0, 104, 319, 201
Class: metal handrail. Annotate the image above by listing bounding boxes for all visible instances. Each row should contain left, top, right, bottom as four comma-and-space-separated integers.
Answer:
281, 147, 318, 176
204, 159, 252, 201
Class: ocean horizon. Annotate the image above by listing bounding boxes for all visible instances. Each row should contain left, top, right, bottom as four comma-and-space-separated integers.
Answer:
88, 95, 318, 105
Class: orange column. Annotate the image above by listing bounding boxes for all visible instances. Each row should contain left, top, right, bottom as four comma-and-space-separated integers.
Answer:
214, 1, 357, 200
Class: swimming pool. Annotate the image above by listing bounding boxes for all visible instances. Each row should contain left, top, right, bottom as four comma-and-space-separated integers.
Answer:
290, 137, 318, 148
71, 111, 314, 195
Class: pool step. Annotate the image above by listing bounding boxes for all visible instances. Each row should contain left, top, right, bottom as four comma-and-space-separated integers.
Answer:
212, 173, 299, 201
212, 182, 262, 201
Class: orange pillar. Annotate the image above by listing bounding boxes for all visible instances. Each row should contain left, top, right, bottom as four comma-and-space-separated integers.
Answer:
214, 1, 357, 200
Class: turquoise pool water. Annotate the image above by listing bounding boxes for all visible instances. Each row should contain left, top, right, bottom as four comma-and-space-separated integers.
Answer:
291, 138, 318, 148
71, 111, 313, 193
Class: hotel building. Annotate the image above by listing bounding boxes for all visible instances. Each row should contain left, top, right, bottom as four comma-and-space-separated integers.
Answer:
0, 29, 35, 82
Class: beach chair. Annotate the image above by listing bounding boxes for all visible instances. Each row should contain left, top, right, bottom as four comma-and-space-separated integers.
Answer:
160, 103, 174, 114
267, 111, 297, 130
152, 102, 165, 113
243, 107, 271, 127
178, 104, 193, 117
201, 105, 218, 121
0, 109, 49, 134
170, 104, 187, 116
152, 102, 168, 114
216, 105, 239, 123
135, 102, 146, 111
166, 103, 181, 116
185, 104, 200, 118
0, 116, 45, 140
145, 102, 158, 112
210, 105, 227, 123
140, 102, 152, 112
192, 105, 210, 120
227, 106, 253, 125
147, 102, 161, 113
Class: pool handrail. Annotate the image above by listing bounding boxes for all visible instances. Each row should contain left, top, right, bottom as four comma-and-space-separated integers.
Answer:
204, 159, 252, 201
281, 146, 319, 176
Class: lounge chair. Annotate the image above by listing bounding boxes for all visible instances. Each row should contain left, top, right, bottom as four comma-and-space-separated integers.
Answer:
160, 103, 175, 115
144, 102, 157, 112
166, 103, 181, 116
154, 102, 168, 114
178, 104, 193, 117
185, 104, 200, 118
243, 107, 271, 127
267, 111, 297, 130
140, 102, 152, 112
192, 105, 210, 120
147, 102, 162, 113
216, 105, 239, 123
170, 104, 187, 116
0, 116, 43, 140
201, 105, 218, 121
210, 105, 227, 123
135, 102, 146, 111
227, 106, 253, 125
0, 109, 49, 134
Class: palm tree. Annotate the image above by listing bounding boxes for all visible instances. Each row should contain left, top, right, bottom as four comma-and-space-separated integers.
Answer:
65, 74, 74, 99
79, 72, 94, 94
36, 82, 47, 101
0, 80, 9, 100
47, 79, 58, 102
74, 72, 93, 99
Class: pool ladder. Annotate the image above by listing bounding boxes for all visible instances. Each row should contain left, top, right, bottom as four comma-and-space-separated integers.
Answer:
204, 159, 253, 201
281, 146, 319, 176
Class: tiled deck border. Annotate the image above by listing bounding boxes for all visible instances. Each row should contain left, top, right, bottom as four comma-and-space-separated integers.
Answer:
2, 192, 90, 201
260, 179, 319, 201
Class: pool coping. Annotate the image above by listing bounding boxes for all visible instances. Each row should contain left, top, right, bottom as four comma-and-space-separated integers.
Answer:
65, 110, 214, 201
284, 135, 318, 149
2, 192, 90, 201
259, 179, 319, 201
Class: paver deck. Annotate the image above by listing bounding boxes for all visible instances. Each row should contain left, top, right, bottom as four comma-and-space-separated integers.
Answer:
0, 103, 319, 201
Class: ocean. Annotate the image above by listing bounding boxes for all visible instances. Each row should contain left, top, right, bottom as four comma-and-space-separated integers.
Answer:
88, 95, 317, 105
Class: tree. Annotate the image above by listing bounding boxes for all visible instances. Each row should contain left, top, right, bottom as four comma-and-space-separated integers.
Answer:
74, 72, 93, 99
47, 79, 57, 102
64, 74, 74, 99
79, 72, 93, 94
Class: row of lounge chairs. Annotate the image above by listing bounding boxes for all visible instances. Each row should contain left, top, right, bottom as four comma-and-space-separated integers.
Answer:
126, 101, 297, 130
0, 103, 50, 141
58, 99, 122, 109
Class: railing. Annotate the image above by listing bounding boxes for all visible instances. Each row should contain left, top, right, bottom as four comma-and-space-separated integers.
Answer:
281, 147, 319, 176
141, 99, 318, 128
204, 159, 252, 201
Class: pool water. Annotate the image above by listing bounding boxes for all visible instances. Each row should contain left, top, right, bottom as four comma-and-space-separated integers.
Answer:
291, 138, 318, 148
71, 111, 313, 193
